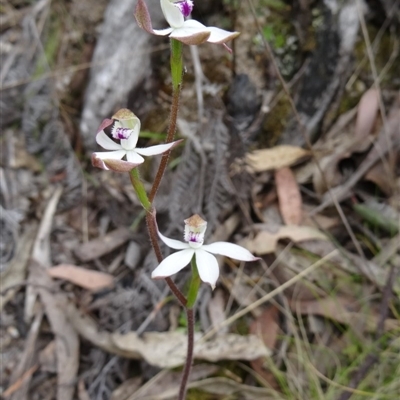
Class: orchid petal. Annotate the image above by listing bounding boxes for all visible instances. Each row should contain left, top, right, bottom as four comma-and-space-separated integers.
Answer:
171, 19, 207, 37
206, 27, 240, 44
181, 19, 207, 29
202, 242, 259, 261
135, 139, 182, 156
169, 30, 211, 45
195, 249, 219, 289
158, 230, 189, 250
151, 248, 195, 278
161, 0, 184, 28
153, 27, 174, 36
96, 131, 122, 150
93, 150, 126, 160
126, 151, 145, 164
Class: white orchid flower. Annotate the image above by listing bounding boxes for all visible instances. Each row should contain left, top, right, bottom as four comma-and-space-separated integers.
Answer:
135, 0, 240, 47
92, 109, 182, 172
152, 214, 259, 289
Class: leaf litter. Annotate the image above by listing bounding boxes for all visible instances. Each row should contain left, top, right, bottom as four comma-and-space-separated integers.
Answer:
1, 0, 399, 399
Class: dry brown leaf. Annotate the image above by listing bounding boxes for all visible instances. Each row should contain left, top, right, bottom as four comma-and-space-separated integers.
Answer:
250, 306, 280, 350
290, 296, 400, 334
111, 377, 142, 400
208, 289, 227, 334
355, 88, 379, 140
128, 365, 218, 400
74, 227, 132, 262
78, 380, 91, 400
31, 262, 80, 400
48, 264, 114, 291
242, 225, 328, 255
187, 377, 271, 399
249, 307, 281, 390
6, 310, 43, 400
111, 331, 270, 368
24, 188, 79, 400
25, 187, 63, 322
221, 277, 261, 316
364, 161, 394, 196
39, 341, 57, 373
0, 223, 37, 312
312, 152, 345, 195
246, 145, 310, 173
275, 167, 302, 225
63, 300, 270, 368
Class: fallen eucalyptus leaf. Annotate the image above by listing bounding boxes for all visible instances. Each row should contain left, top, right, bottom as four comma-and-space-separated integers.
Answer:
48, 264, 114, 291
245, 145, 310, 173
111, 330, 270, 368
275, 167, 302, 225
242, 225, 328, 255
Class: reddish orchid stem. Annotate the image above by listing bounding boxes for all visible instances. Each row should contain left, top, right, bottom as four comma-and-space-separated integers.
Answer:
178, 308, 195, 400
145, 210, 187, 307
149, 86, 181, 203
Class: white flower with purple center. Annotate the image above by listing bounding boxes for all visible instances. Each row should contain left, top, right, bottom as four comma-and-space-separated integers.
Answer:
152, 214, 259, 289
135, 0, 240, 47
92, 108, 182, 172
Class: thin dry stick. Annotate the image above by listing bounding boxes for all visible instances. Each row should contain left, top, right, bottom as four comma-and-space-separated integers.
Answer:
201, 250, 338, 341
246, 0, 366, 262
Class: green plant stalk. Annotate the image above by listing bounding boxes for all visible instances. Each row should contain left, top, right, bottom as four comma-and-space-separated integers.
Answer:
129, 168, 151, 211
170, 39, 183, 92
149, 38, 183, 203
178, 258, 200, 400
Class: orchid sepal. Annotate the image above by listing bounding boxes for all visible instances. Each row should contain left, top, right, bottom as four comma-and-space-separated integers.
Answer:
91, 153, 141, 172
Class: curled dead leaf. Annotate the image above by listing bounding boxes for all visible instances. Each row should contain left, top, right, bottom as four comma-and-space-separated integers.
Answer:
111, 331, 271, 368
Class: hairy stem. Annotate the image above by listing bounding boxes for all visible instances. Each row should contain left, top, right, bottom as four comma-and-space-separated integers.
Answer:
149, 39, 183, 202
178, 258, 200, 399
178, 308, 195, 400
